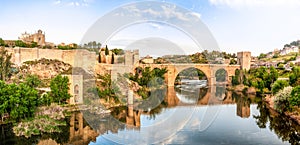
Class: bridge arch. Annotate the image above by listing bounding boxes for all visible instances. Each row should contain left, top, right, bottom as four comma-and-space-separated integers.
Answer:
174, 67, 208, 85
215, 68, 228, 83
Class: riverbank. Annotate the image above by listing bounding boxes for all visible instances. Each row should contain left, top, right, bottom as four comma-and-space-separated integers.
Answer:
265, 95, 300, 125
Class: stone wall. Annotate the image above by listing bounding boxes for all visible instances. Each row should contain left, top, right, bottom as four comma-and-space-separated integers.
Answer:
5, 47, 97, 67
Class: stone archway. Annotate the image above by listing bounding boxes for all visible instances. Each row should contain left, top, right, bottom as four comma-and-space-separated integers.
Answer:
215, 68, 228, 83
174, 67, 209, 104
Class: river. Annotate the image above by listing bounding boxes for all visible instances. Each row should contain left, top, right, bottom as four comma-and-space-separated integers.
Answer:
1, 84, 300, 145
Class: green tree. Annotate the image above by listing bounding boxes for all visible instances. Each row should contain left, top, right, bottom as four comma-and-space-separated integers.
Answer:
111, 53, 114, 64
289, 66, 300, 86
24, 74, 41, 88
274, 86, 293, 113
15, 40, 26, 47
0, 81, 38, 121
111, 48, 124, 55
30, 41, 38, 48
290, 86, 300, 107
105, 45, 109, 55
0, 38, 5, 46
229, 59, 237, 65
271, 80, 289, 94
96, 74, 119, 103
98, 53, 101, 63
258, 53, 267, 60
0, 48, 13, 81
49, 75, 71, 104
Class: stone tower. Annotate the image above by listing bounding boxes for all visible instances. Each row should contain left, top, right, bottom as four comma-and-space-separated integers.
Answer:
237, 51, 251, 70
124, 49, 139, 65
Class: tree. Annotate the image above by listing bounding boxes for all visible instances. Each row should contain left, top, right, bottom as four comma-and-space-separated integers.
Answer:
24, 74, 41, 88
0, 47, 13, 81
30, 41, 38, 48
274, 86, 293, 113
229, 59, 237, 65
0, 38, 5, 46
15, 40, 26, 47
49, 75, 71, 104
271, 80, 289, 94
289, 66, 300, 87
105, 45, 109, 55
111, 48, 124, 55
111, 53, 114, 64
290, 86, 300, 107
0, 81, 38, 121
258, 53, 267, 60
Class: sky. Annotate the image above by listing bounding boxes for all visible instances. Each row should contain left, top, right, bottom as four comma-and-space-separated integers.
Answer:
1, 0, 300, 56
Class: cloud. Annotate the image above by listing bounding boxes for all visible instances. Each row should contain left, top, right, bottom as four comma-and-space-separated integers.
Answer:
53, 0, 61, 5
189, 12, 201, 19
121, 3, 201, 22
149, 23, 162, 29
209, 0, 300, 8
54, 0, 93, 7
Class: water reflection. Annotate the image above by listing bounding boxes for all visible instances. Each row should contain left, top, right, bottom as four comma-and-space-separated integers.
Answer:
1, 85, 300, 144
254, 100, 300, 145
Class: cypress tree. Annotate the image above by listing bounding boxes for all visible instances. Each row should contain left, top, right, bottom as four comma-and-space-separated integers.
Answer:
105, 45, 109, 55
111, 53, 114, 64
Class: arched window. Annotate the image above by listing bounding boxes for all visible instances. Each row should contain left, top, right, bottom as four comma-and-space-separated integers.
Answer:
74, 85, 79, 102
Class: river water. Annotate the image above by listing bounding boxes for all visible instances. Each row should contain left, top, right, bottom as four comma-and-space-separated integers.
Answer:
1, 84, 300, 145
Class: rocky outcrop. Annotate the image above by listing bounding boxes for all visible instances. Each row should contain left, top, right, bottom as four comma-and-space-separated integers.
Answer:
19, 58, 72, 79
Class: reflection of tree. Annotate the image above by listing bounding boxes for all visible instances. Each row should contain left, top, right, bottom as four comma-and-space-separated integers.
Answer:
146, 101, 168, 120
175, 86, 208, 102
175, 67, 207, 83
136, 88, 166, 111
215, 85, 226, 100
253, 100, 300, 144
0, 119, 70, 145
253, 99, 269, 128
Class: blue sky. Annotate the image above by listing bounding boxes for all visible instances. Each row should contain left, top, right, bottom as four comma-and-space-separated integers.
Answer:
1, 0, 300, 56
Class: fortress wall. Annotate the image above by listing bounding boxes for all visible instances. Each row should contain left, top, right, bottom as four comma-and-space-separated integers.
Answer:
39, 49, 64, 62
6, 47, 97, 68
19, 48, 39, 63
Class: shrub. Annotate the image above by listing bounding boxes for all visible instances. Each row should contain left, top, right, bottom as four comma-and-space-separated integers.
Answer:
290, 86, 300, 107
271, 80, 289, 94
274, 86, 293, 113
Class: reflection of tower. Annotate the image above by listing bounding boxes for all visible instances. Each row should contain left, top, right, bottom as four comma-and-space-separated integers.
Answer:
126, 90, 141, 129
69, 113, 98, 144
126, 105, 141, 129
236, 97, 250, 118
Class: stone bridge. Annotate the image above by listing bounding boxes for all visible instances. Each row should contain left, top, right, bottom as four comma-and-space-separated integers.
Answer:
136, 63, 240, 86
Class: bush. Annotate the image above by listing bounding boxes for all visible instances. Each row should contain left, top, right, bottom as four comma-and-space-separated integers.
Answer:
271, 80, 289, 94
274, 86, 293, 113
290, 86, 300, 107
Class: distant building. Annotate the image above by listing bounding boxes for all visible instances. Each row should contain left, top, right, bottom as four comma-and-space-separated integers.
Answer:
280, 46, 298, 55
140, 55, 154, 64
19, 29, 46, 46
